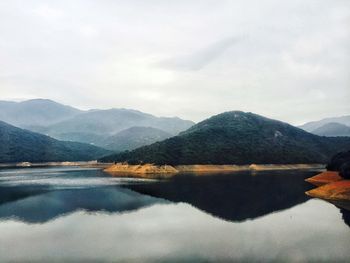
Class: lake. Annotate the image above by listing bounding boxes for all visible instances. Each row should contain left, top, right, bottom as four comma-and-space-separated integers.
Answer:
0, 166, 349, 262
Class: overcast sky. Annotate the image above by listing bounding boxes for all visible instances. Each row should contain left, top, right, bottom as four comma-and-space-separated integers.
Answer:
0, 0, 349, 124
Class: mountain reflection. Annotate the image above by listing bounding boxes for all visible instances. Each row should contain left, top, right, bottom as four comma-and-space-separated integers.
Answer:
0, 186, 166, 223
124, 170, 316, 222
0, 185, 48, 206
340, 209, 350, 228
0, 168, 337, 226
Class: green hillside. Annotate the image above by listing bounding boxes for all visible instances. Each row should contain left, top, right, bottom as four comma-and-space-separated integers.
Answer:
100, 111, 350, 165
0, 121, 110, 163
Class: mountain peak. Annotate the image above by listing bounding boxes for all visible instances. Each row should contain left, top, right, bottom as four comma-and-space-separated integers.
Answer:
0, 99, 82, 127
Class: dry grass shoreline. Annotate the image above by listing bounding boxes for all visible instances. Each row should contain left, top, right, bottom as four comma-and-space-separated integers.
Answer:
103, 163, 325, 177
306, 171, 350, 204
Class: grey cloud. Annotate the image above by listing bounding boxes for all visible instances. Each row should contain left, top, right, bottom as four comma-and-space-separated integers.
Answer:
0, 0, 349, 124
157, 36, 242, 71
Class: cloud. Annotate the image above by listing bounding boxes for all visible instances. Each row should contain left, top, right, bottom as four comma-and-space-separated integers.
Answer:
157, 36, 242, 71
0, 0, 349, 124
32, 5, 63, 20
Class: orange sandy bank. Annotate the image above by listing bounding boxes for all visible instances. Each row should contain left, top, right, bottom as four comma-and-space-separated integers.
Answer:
104, 163, 324, 177
306, 180, 350, 202
104, 163, 178, 178
305, 171, 343, 186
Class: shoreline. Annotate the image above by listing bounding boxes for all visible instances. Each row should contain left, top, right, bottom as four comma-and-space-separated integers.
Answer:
306, 171, 350, 203
0, 161, 325, 176
103, 163, 325, 177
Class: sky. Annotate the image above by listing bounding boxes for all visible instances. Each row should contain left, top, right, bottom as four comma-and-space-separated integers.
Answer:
0, 0, 349, 125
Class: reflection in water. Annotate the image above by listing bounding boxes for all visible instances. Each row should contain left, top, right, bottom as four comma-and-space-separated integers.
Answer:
0, 187, 166, 223
0, 199, 349, 262
0, 185, 48, 206
124, 170, 316, 222
0, 167, 349, 262
341, 209, 350, 228
0, 167, 162, 223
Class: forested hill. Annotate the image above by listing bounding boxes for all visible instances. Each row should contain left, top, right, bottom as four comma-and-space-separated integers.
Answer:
0, 121, 110, 163
100, 111, 350, 165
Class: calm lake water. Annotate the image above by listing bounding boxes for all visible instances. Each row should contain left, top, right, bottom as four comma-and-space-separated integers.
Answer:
0, 166, 349, 262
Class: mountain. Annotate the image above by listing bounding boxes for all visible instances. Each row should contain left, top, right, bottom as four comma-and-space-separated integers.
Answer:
312, 122, 350, 137
34, 108, 194, 145
0, 121, 110, 163
45, 108, 194, 135
299, 115, 350, 132
100, 111, 350, 165
0, 99, 194, 146
0, 99, 82, 127
101, 126, 172, 152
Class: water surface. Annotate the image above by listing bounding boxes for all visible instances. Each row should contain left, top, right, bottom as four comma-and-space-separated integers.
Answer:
0, 166, 349, 262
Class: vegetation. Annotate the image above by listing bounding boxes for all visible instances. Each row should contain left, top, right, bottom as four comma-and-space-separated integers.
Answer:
100, 111, 350, 165
327, 150, 350, 179
0, 121, 110, 163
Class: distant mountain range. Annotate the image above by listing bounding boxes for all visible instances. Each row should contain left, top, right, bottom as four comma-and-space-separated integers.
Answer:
101, 111, 350, 165
0, 99, 81, 127
101, 126, 172, 152
312, 122, 350, 137
1, 99, 349, 164
299, 115, 350, 137
0, 121, 110, 163
0, 99, 194, 151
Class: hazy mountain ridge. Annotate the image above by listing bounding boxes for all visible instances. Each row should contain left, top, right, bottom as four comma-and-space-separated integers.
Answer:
43, 108, 193, 136
0, 99, 82, 127
312, 122, 350, 137
101, 126, 172, 152
299, 115, 350, 133
0, 99, 195, 148
100, 111, 350, 165
0, 121, 110, 163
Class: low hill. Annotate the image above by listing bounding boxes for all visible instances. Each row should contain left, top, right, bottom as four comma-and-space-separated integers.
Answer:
311, 122, 350, 137
100, 111, 350, 165
0, 121, 110, 163
101, 126, 172, 152
299, 115, 350, 132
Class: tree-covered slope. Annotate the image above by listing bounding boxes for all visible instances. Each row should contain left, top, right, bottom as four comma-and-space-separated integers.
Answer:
100, 111, 350, 165
0, 121, 110, 163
